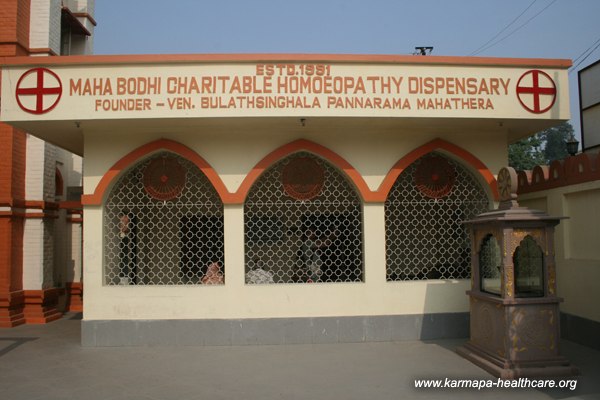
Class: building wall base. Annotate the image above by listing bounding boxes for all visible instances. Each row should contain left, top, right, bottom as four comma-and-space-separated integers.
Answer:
81, 312, 469, 347
561, 312, 600, 351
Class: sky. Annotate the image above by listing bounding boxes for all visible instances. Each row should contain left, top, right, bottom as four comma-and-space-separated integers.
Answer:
93, 0, 600, 140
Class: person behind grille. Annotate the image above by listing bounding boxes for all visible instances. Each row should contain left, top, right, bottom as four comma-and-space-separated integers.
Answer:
245, 259, 274, 284
118, 211, 137, 285
201, 261, 224, 285
298, 229, 324, 282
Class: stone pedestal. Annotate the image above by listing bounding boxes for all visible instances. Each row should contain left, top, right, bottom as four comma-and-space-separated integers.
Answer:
457, 167, 578, 378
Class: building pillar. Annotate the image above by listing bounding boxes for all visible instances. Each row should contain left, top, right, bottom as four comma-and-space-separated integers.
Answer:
0, 0, 30, 327
0, 125, 27, 327
0, 0, 31, 56
22, 288, 62, 324
65, 209, 83, 312
22, 214, 62, 323
20, 138, 62, 323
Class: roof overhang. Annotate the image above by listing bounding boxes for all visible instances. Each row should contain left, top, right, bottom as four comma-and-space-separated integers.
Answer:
61, 7, 91, 36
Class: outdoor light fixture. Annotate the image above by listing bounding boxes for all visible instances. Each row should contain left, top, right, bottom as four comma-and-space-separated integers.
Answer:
566, 133, 579, 156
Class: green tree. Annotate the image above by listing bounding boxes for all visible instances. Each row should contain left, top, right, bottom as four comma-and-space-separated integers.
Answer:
542, 122, 573, 163
508, 122, 574, 171
508, 134, 545, 171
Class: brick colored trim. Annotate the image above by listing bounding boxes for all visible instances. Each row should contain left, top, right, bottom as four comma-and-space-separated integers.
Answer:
55, 168, 64, 196
0, 54, 572, 69
234, 139, 372, 204
0, 125, 27, 205
65, 282, 83, 312
518, 153, 600, 193
0, 201, 61, 219
21, 212, 59, 219
61, 6, 91, 36
23, 288, 62, 324
28, 47, 58, 56
0, 198, 25, 207
377, 138, 499, 202
0, 123, 26, 326
83, 138, 499, 205
81, 139, 229, 205
0, 210, 58, 219
0, 0, 31, 57
0, 290, 25, 327
72, 12, 97, 26
0, 42, 30, 56
59, 200, 82, 209
24, 200, 59, 210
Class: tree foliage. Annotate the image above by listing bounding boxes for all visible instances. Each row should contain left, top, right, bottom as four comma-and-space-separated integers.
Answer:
508, 122, 574, 171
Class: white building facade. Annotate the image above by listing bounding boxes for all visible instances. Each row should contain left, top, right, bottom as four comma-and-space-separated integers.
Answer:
0, 52, 573, 345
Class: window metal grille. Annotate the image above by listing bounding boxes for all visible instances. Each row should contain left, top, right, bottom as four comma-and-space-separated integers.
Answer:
244, 152, 363, 284
104, 152, 224, 285
385, 152, 489, 281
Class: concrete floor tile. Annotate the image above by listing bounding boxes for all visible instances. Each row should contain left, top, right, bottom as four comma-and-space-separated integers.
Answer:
0, 313, 598, 400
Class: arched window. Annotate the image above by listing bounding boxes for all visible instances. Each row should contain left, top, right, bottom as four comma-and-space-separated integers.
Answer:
244, 152, 363, 284
55, 168, 64, 198
104, 151, 224, 285
513, 235, 544, 297
479, 234, 502, 295
385, 152, 489, 280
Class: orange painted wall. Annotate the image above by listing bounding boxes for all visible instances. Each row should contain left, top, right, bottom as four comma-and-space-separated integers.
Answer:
0, 0, 30, 56
0, 0, 29, 325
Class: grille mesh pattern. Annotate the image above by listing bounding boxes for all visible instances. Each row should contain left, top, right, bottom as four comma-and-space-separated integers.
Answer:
385, 153, 489, 281
244, 152, 363, 284
104, 152, 224, 285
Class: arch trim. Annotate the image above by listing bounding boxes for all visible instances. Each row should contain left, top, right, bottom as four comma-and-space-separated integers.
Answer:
81, 139, 230, 205
377, 138, 499, 201
232, 139, 373, 203
82, 138, 498, 206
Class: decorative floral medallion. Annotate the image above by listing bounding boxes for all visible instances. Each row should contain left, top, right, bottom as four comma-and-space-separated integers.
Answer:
282, 157, 325, 200
414, 155, 455, 199
143, 156, 186, 201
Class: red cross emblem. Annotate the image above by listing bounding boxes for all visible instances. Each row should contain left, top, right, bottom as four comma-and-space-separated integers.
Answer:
15, 68, 62, 115
516, 70, 556, 114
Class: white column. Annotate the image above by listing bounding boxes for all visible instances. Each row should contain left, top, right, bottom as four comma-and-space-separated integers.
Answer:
29, 0, 61, 55
223, 204, 245, 288
362, 203, 387, 284
23, 137, 56, 291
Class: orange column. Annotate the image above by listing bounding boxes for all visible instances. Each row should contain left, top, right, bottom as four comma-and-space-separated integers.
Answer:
0, 125, 27, 327
0, 0, 30, 327
0, 0, 31, 56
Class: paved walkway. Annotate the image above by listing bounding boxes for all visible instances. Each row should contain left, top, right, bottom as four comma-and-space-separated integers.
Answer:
0, 313, 598, 400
